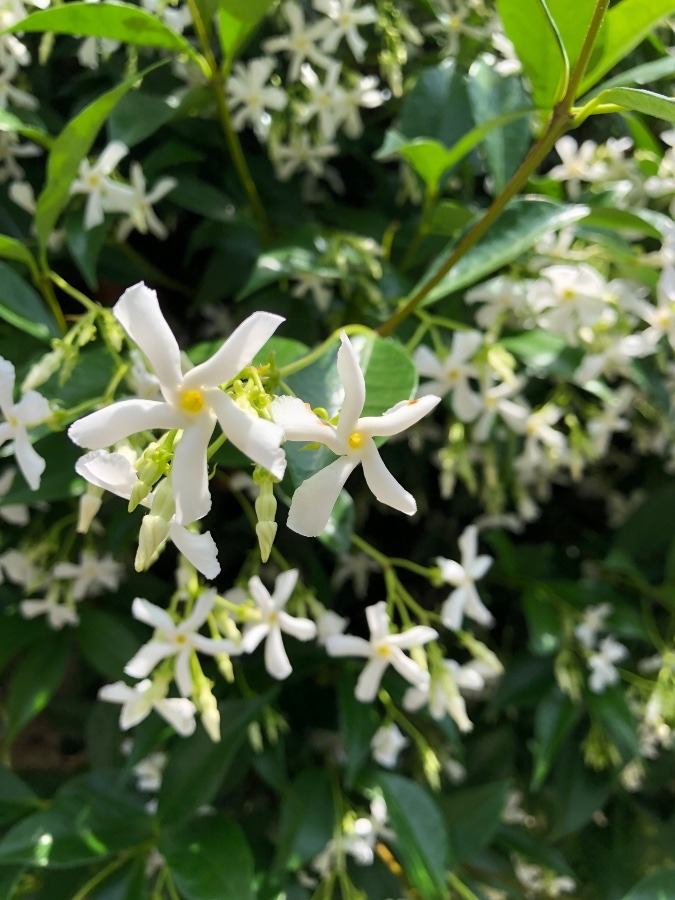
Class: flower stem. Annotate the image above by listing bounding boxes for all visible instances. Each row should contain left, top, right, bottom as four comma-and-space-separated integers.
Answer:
279, 324, 375, 378
376, 0, 611, 338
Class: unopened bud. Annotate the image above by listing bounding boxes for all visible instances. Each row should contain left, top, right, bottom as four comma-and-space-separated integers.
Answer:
22, 348, 63, 392
128, 479, 152, 512
199, 685, 220, 743
254, 469, 277, 562
77, 488, 102, 534
256, 522, 277, 564
135, 515, 170, 571
149, 478, 176, 523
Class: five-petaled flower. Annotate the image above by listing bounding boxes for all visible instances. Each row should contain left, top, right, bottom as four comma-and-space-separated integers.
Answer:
272, 332, 440, 536
68, 282, 286, 526
0, 356, 51, 491
437, 525, 493, 631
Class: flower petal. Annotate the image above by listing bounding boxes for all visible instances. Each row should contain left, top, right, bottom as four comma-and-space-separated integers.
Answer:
168, 523, 220, 579
365, 601, 390, 640
278, 611, 317, 641
113, 283, 183, 394
171, 413, 216, 525
68, 399, 180, 450
325, 634, 372, 658
191, 633, 240, 656
336, 333, 366, 439
463, 585, 494, 627
13, 391, 50, 427
0, 357, 16, 417
360, 441, 416, 515
413, 345, 444, 379
13, 427, 45, 490
154, 697, 196, 736
75, 449, 137, 499
124, 640, 175, 678
132, 596, 176, 635
184, 311, 284, 389
248, 576, 274, 613
436, 557, 465, 585
355, 657, 388, 702
98, 140, 129, 174
272, 568, 299, 609
207, 390, 285, 479
286, 456, 356, 537
358, 395, 440, 437
174, 649, 193, 697
241, 622, 270, 653
385, 625, 438, 649
265, 626, 292, 679
440, 588, 466, 631
389, 647, 430, 689
182, 588, 217, 632
271, 395, 343, 452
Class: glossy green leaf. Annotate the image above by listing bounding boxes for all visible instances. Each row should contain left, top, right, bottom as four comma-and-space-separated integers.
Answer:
273, 768, 334, 871
161, 816, 255, 900
545, 0, 597, 71
622, 868, 675, 900
65, 214, 111, 290
7, 2, 202, 63
76, 608, 143, 681
0, 235, 39, 279
218, 0, 274, 63
4, 631, 70, 744
418, 199, 589, 306
467, 61, 531, 192
592, 87, 675, 123
237, 246, 336, 300
530, 688, 579, 789
0, 771, 153, 868
0, 109, 51, 148
440, 780, 511, 865
496, 0, 569, 110
379, 773, 449, 898
429, 200, 474, 237
0, 261, 59, 340
522, 585, 561, 656
587, 686, 640, 762
337, 675, 379, 788
35, 60, 166, 253
586, 54, 675, 96
108, 91, 179, 147
0, 767, 39, 826
157, 697, 267, 824
549, 748, 612, 840
501, 330, 567, 368
579, 0, 675, 95
170, 176, 234, 223
398, 60, 473, 148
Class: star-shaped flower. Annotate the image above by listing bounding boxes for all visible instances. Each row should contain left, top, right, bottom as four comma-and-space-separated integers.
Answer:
68, 283, 286, 526
437, 525, 493, 630
0, 356, 51, 490
99, 678, 196, 735
272, 333, 440, 537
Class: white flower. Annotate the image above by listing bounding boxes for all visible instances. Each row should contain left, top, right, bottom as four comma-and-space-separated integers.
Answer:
0, 467, 28, 525
125, 591, 240, 697
575, 602, 613, 649
547, 136, 606, 197
413, 332, 482, 421
529, 264, 613, 344
0, 54, 37, 109
68, 283, 286, 526
272, 333, 440, 537
0, 357, 51, 490
370, 723, 408, 768
403, 658, 485, 732
0, 547, 41, 588
264, 1, 333, 81
637, 266, 675, 350
438, 525, 493, 631
241, 569, 317, 679
326, 601, 437, 702
69, 140, 128, 230
271, 131, 339, 181
99, 678, 197, 736
315, 606, 348, 644
314, 0, 378, 62
227, 57, 288, 134
0, 131, 41, 183
588, 635, 628, 693
132, 750, 167, 792
465, 275, 530, 329
106, 163, 176, 241
75, 449, 221, 579
53, 550, 122, 600
20, 588, 80, 630
331, 552, 378, 598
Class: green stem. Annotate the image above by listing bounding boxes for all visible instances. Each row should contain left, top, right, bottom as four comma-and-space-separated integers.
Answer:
400, 186, 438, 271
49, 271, 97, 313
279, 324, 374, 377
39, 273, 68, 333
71, 847, 145, 900
376, 0, 610, 338
186, 0, 272, 242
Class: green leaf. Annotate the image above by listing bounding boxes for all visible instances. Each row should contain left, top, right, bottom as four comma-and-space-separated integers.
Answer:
587, 54, 675, 96
237, 246, 335, 300
76, 608, 143, 681
4, 631, 71, 744
0, 235, 39, 280
587, 686, 640, 762
108, 91, 178, 147
622, 868, 675, 900
418, 199, 589, 306
65, 214, 111, 290
161, 815, 255, 900
591, 87, 675, 122
522, 585, 561, 656
0, 771, 153, 868
398, 61, 473, 149
496, 0, 569, 110
579, 0, 675, 96
379, 773, 449, 898
319, 489, 355, 555
8, 2, 203, 63
169, 176, 234, 223
581, 206, 667, 240
0, 261, 59, 340
501, 330, 567, 368
35, 60, 166, 253
273, 769, 334, 872
218, 0, 274, 62
0, 109, 52, 148
467, 62, 531, 192
530, 688, 579, 789
440, 781, 511, 865
157, 697, 267, 824
548, 748, 612, 840
429, 200, 474, 237
337, 676, 379, 788
0, 767, 39, 826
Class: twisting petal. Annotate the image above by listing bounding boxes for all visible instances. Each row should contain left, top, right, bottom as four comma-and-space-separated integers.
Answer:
207, 390, 286, 480
365, 602, 390, 641
355, 657, 389, 702
182, 588, 217, 633
168, 524, 220, 579
191, 633, 240, 656
335, 333, 366, 439
184, 311, 284, 389
272, 568, 299, 609
265, 626, 292, 680
470, 555, 492, 580
68, 399, 180, 450
13, 428, 45, 490
241, 622, 270, 653
325, 634, 372, 658
113, 283, 183, 396
98, 140, 128, 173
278, 611, 317, 641
132, 597, 176, 635
271, 396, 344, 453
358, 395, 440, 437
464, 585, 494, 627
286, 456, 356, 537
385, 626, 438, 649
248, 576, 274, 613
174, 650, 193, 697
441, 587, 469, 631
171, 413, 216, 525
360, 441, 416, 515
124, 640, 176, 678
13, 391, 50, 427
389, 647, 430, 689
459, 525, 478, 564
154, 697, 196, 736
0, 357, 16, 417
413, 345, 445, 379
435, 557, 465, 585
75, 450, 137, 499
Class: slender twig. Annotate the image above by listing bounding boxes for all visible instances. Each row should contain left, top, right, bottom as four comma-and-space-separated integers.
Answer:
377, 0, 611, 337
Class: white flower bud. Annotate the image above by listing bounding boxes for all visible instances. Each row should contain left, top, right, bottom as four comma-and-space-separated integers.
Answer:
135, 515, 170, 571
76, 488, 102, 533
21, 348, 63, 392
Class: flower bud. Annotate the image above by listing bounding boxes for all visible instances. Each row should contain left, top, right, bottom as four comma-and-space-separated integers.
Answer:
253, 468, 278, 562
198, 684, 220, 743
135, 515, 170, 571
76, 487, 102, 534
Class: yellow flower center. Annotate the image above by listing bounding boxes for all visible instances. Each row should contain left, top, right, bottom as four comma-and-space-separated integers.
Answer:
562, 288, 576, 301
348, 431, 364, 450
175, 633, 188, 645
376, 644, 391, 658
179, 389, 205, 414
